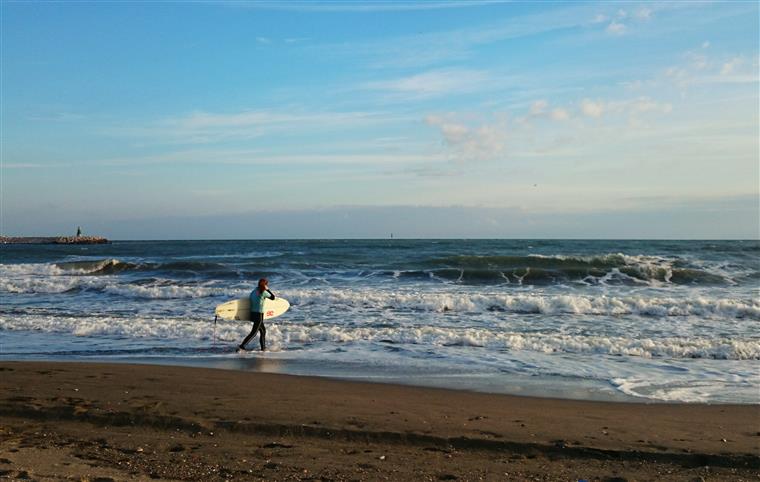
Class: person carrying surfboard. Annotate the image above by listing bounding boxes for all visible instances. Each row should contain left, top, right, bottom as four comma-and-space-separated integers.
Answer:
238, 278, 275, 352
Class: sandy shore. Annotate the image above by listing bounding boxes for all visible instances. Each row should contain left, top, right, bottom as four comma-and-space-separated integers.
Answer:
0, 362, 757, 481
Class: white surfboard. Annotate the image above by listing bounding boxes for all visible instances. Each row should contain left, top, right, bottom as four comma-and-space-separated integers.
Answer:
215, 296, 290, 321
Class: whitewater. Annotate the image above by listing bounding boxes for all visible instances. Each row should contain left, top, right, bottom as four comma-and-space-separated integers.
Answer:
1, 239, 758, 403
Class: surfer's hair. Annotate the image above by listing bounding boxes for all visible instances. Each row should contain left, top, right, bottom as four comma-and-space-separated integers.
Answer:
257, 278, 268, 292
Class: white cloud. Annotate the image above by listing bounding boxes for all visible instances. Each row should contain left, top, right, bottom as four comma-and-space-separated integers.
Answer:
530, 99, 548, 115
96, 148, 442, 167
721, 57, 744, 75
686, 51, 708, 70
3, 163, 48, 169
362, 69, 491, 99
621, 80, 640, 90
665, 47, 759, 91
628, 97, 672, 114
27, 112, 85, 122
576, 97, 671, 120
250, 1, 510, 13
550, 108, 570, 121
109, 109, 410, 146
592, 13, 608, 23
635, 7, 652, 20
315, 3, 622, 69
580, 99, 605, 118
167, 110, 380, 130
524, 101, 570, 122
256, 37, 271, 44
606, 21, 627, 35
425, 114, 508, 162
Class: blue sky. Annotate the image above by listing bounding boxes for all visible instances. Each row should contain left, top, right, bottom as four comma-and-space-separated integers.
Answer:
1, 1, 758, 239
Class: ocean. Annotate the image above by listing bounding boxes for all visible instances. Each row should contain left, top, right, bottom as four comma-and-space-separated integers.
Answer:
1, 239, 758, 403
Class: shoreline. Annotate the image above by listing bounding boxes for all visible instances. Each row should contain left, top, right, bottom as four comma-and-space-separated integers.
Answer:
2, 341, 755, 404
1, 361, 758, 481
0, 350, 645, 404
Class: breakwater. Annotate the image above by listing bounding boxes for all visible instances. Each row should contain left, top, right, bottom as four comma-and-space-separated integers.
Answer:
0, 236, 110, 245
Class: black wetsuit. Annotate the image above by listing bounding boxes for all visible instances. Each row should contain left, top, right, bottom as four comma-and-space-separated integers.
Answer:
239, 289, 275, 351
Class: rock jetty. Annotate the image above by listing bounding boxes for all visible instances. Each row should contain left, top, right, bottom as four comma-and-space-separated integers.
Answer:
0, 236, 110, 245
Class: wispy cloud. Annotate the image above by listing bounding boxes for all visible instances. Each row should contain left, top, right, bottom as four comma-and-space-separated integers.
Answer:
635, 7, 653, 20
85, 147, 445, 169
592, 3, 657, 37
26, 112, 85, 122
425, 113, 509, 162
2, 163, 49, 169
361, 69, 493, 100
529, 100, 549, 116
108, 109, 409, 145
665, 48, 759, 91
233, 1, 511, 13
550, 108, 570, 121
606, 21, 627, 36
424, 91, 679, 164
721, 56, 744, 75
580, 99, 605, 118
313, 3, 611, 69
518, 100, 571, 123
579, 97, 672, 119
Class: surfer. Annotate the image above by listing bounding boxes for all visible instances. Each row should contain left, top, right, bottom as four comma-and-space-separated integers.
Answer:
238, 278, 275, 352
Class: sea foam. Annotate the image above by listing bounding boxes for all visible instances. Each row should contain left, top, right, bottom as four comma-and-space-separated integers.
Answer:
2, 313, 758, 360
280, 288, 760, 320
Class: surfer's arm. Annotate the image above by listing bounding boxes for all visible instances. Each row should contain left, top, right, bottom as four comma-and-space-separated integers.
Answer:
266, 289, 275, 300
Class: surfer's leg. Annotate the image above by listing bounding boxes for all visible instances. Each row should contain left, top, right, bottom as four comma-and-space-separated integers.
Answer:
239, 325, 256, 350
259, 322, 266, 351
240, 314, 263, 350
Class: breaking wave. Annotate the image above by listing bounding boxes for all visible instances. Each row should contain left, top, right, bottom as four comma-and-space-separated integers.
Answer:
2, 250, 752, 288
281, 288, 760, 320
2, 239, 758, 404
415, 253, 733, 285
1, 315, 758, 360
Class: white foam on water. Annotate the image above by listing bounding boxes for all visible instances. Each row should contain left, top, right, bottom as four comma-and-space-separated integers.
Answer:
2, 266, 757, 317
2, 313, 758, 360
0, 262, 109, 294
0, 262, 66, 277
281, 325, 760, 360
55, 258, 125, 273
0, 276, 230, 299
0, 275, 86, 294
526, 252, 745, 286
611, 373, 760, 404
2, 313, 757, 403
3, 293, 759, 403
0, 261, 234, 299
2, 251, 758, 403
101, 283, 229, 299
280, 288, 760, 320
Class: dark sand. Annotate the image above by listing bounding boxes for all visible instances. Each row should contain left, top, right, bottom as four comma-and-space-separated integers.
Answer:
0, 362, 757, 481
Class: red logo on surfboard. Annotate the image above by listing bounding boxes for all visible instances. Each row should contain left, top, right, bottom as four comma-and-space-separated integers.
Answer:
266, 310, 274, 317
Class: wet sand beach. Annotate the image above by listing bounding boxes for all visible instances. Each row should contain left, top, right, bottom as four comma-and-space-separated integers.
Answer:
0, 361, 758, 481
